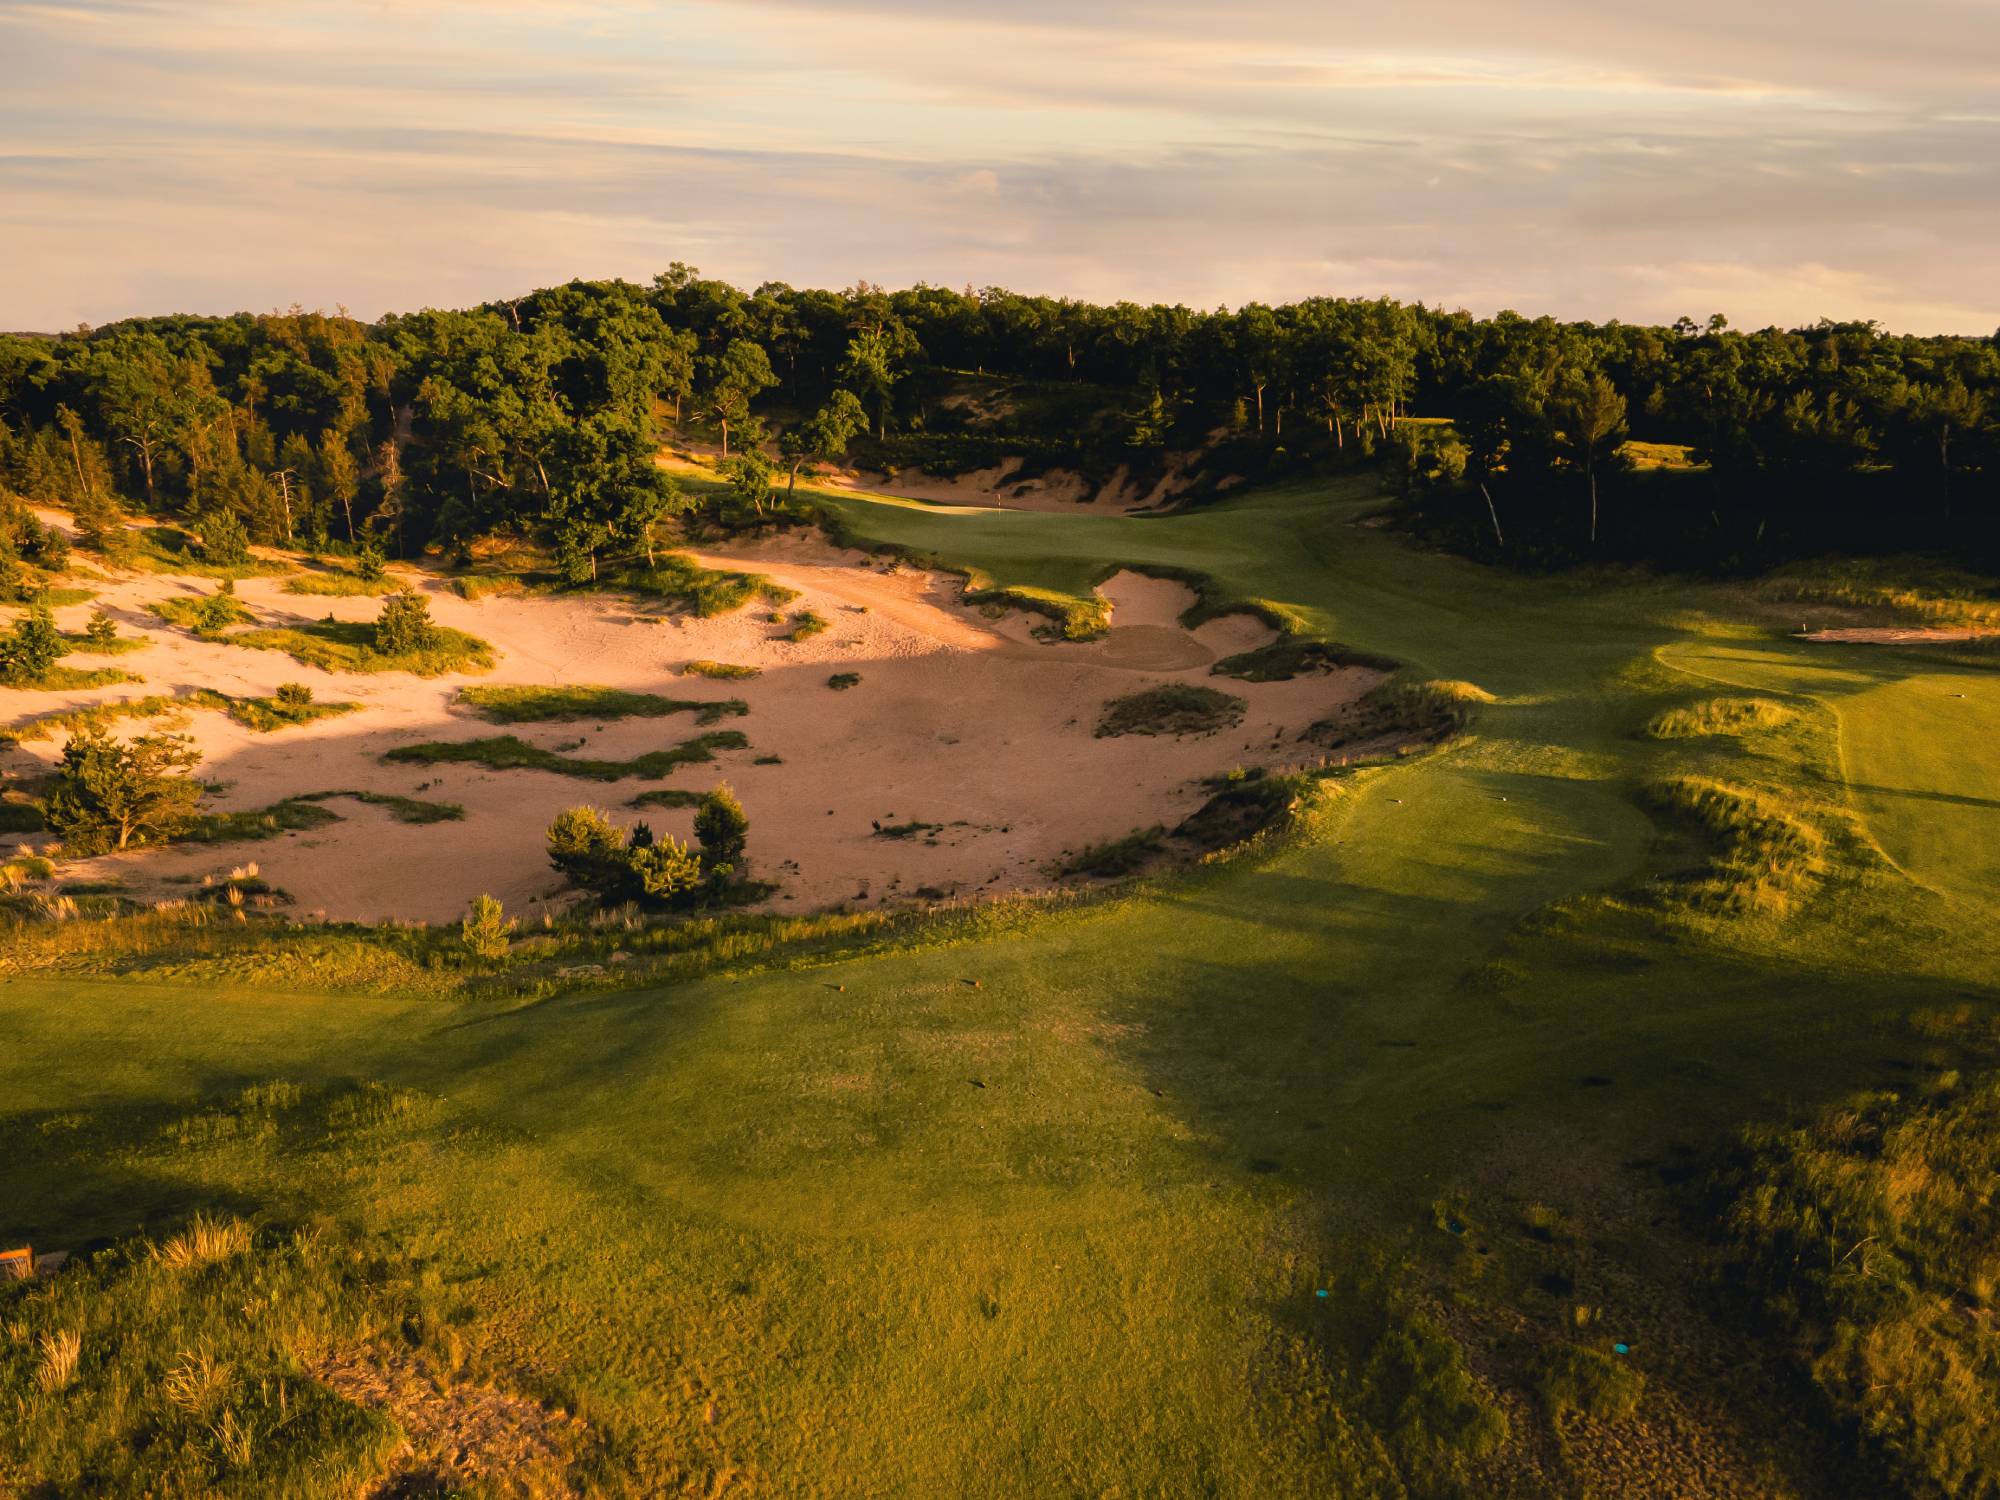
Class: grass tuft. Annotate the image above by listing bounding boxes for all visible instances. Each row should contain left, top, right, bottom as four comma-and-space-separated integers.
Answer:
458, 684, 746, 726
385, 731, 748, 782
1096, 684, 1246, 738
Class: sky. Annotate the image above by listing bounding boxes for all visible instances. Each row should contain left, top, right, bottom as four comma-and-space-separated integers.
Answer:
3, 0, 1998, 334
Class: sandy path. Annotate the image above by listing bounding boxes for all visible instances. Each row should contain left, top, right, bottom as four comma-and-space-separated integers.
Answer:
4, 532, 1376, 925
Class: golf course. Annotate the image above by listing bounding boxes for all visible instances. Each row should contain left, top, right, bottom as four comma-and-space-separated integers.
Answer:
7, 463, 1996, 1497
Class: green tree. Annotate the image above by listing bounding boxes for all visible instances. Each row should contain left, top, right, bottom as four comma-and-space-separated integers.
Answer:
702, 340, 776, 458
83, 609, 118, 649
196, 507, 250, 567
838, 327, 901, 441
1551, 371, 1629, 545
40, 726, 202, 852
546, 805, 632, 897
779, 390, 867, 498
0, 606, 64, 685
724, 451, 774, 517
693, 783, 748, 872
374, 589, 440, 654
461, 893, 517, 959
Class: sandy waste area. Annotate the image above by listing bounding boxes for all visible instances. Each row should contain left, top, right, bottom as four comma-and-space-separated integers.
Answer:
4, 521, 1380, 925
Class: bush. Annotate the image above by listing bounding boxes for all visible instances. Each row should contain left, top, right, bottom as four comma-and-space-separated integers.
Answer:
827, 672, 861, 690
275, 682, 314, 711
460, 893, 516, 959
374, 589, 440, 654
83, 610, 118, 649
785, 610, 829, 642
547, 805, 707, 907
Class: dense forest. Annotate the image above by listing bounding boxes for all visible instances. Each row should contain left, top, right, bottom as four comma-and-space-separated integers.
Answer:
2, 268, 1996, 575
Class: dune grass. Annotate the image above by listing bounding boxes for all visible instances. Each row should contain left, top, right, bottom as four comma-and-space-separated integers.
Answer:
182, 798, 344, 845
282, 569, 398, 596
681, 659, 760, 680
5, 689, 358, 741
149, 593, 257, 634
1643, 696, 1792, 739
383, 730, 748, 781
293, 789, 466, 824
228, 620, 494, 677
3, 474, 1998, 1495
608, 552, 797, 616
457, 683, 747, 726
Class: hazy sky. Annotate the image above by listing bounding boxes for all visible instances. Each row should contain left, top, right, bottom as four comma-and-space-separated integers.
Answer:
4, 0, 1998, 333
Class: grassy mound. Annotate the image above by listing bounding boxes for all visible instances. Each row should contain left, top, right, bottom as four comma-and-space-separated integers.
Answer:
1304, 677, 1492, 752
149, 594, 257, 635
183, 799, 344, 845
383, 731, 747, 782
1643, 697, 1792, 739
1642, 774, 1827, 915
282, 569, 398, 597
457, 684, 746, 726
4, 690, 357, 742
1211, 638, 1400, 681
608, 552, 796, 616
783, 609, 829, 641
1096, 684, 1247, 738
1054, 826, 1167, 877
968, 582, 1109, 640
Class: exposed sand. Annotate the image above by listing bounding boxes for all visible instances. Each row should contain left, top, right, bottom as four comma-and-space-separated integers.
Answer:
4, 527, 1378, 925
1800, 626, 1998, 645
661, 445, 1171, 514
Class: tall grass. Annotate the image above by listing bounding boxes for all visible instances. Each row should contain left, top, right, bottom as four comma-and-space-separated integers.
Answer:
458, 684, 747, 725
385, 731, 747, 781
1643, 696, 1791, 740
1642, 774, 1827, 915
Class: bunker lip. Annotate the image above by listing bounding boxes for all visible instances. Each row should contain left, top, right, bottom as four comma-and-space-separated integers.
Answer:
7, 535, 1382, 924
1799, 626, 1998, 644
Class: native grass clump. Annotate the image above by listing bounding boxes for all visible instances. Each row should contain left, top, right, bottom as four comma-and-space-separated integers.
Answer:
1641, 774, 1828, 916
1643, 696, 1792, 740
387, 731, 746, 781
457, 683, 746, 726
1096, 683, 1248, 738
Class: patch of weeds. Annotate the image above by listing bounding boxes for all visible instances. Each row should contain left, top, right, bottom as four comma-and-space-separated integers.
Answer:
607, 552, 796, 616
826, 672, 861, 690
1305, 677, 1492, 752
872, 820, 940, 840
182, 798, 345, 845
628, 788, 704, 811
785, 610, 829, 642
384, 731, 748, 782
1096, 683, 1247, 738
1212, 638, 1400, 681
1532, 1345, 1644, 1420
682, 659, 760, 680
149, 592, 257, 637
228, 620, 494, 677
294, 790, 466, 824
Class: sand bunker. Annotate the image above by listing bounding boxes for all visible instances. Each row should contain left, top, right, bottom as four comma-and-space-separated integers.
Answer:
1800, 626, 1998, 645
4, 530, 1378, 924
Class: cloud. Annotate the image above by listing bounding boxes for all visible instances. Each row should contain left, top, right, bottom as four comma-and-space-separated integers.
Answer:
0, 0, 1995, 333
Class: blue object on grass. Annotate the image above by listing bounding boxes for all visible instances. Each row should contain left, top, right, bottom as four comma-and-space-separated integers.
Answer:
1613, 1343, 1630, 1355
1315, 1289, 1329, 1298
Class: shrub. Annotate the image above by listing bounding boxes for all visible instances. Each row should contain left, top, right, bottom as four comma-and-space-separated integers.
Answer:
785, 609, 829, 641
547, 805, 706, 907
274, 682, 314, 711
460, 893, 516, 959
356, 535, 386, 582
683, 659, 760, 680
827, 672, 861, 690
374, 589, 440, 654
83, 610, 118, 649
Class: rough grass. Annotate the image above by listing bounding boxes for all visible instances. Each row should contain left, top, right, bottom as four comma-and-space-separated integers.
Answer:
1305, 677, 1493, 752
1642, 774, 1828, 915
5, 690, 358, 741
228, 620, 494, 677
182, 798, 345, 846
609, 552, 796, 616
827, 672, 861, 690
1765, 558, 2000, 631
1211, 638, 1400, 681
628, 788, 705, 811
457, 684, 746, 726
282, 569, 398, 597
383, 731, 748, 782
1096, 683, 1247, 738
681, 659, 760, 680
126, 527, 293, 580
149, 593, 257, 634
968, 582, 1109, 640
1053, 825, 1167, 877
1722, 1062, 2000, 1498
7, 663, 141, 691
1643, 697, 1792, 740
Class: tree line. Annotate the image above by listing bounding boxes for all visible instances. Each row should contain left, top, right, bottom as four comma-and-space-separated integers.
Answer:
3, 269, 1995, 573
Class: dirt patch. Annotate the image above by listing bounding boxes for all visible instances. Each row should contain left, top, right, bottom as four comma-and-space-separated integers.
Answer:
312, 1345, 584, 1497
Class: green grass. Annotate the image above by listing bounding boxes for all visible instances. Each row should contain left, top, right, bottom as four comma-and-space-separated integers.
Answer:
383, 731, 748, 781
294, 790, 466, 824
457, 683, 747, 726
1642, 695, 1792, 739
148, 593, 257, 634
182, 799, 344, 845
4, 689, 358, 741
228, 620, 493, 677
607, 551, 797, 616
4, 470, 1999, 1495
282, 567, 399, 596
681, 658, 760, 679
783, 608, 829, 641
6, 663, 141, 691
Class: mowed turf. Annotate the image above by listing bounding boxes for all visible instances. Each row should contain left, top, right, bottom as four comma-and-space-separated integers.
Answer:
5, 474, 1998, 1494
